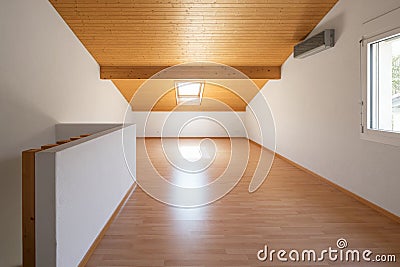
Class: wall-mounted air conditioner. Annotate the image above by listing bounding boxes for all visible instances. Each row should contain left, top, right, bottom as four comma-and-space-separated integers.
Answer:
294, 29, 335, 59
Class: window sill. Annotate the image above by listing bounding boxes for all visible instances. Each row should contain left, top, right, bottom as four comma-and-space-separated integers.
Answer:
361, 129, 400, 146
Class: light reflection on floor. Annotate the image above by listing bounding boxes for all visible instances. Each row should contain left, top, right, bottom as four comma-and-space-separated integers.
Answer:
169, 168, 209, 188
178, 144, 202, 162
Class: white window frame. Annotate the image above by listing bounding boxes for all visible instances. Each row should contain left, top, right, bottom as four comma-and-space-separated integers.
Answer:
175, 81, 204, 106
360, 7, 400, 147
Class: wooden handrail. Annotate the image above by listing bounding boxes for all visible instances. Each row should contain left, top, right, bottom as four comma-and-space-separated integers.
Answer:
22, 148, 41, 267
56, 140, 71, 145
41, 144, 58, 150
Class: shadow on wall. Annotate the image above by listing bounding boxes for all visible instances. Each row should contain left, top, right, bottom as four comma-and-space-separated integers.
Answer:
294, 11, 345, 45
0, 158, 24, 267
0, 88, 57, 267
315, 12, 346, 43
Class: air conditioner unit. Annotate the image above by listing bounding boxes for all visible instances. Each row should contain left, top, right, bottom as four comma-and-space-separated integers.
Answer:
294, 29, 335, 59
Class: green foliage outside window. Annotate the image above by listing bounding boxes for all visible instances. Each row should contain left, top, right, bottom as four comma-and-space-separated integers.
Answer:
393, 55, 400, 95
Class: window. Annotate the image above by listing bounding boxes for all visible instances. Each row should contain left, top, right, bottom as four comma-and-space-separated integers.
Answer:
175, 81, 204, 105
361, 7, 400, 146
368, 34, 400, 133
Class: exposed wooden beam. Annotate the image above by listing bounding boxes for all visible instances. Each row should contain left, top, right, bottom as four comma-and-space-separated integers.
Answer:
100, 66, 281, 80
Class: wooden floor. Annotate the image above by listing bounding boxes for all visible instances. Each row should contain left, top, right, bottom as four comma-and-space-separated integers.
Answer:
86, 138, 400, 266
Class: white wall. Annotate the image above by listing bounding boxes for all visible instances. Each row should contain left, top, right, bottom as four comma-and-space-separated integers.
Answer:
247, 0, 400, 216
0, 1, 128, 266
245, 96, 276, 151
36, 125, 135, 267
55, 123, 122, 141
127, 111, 247, 137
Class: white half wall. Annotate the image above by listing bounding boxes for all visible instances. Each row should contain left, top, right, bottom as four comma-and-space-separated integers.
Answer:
0, 0, 128, 265
127, 111, 247, 137
35, 125, 135, 267
247, 0, 400, 216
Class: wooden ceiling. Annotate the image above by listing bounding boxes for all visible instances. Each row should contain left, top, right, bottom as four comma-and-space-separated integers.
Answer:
113, 79, 268, 111
49, 0, 338, 111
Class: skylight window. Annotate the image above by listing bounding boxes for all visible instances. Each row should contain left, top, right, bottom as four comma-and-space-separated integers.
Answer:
175, 81, 204, 105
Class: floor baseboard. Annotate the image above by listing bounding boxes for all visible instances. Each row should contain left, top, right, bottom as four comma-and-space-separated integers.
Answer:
248, 139, 400, 224
78, 184, 136, 267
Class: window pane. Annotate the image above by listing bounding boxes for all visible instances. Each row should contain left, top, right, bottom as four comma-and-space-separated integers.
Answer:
176, 82, 202, 96
393, 37, 400, 132
369, 34, 400, 133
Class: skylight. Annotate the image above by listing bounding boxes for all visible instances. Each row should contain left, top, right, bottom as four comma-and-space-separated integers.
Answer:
175, 81, 204, 105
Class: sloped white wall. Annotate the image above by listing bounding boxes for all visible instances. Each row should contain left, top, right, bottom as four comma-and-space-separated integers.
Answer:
127, 111, 247, 137
0, 1, 128, 266
246, 0, 400, 216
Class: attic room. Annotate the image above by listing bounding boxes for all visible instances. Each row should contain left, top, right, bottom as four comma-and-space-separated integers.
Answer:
0, 0, 399, 266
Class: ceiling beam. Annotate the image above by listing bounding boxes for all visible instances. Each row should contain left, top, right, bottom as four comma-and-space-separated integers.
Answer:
100, 66, 281, 80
